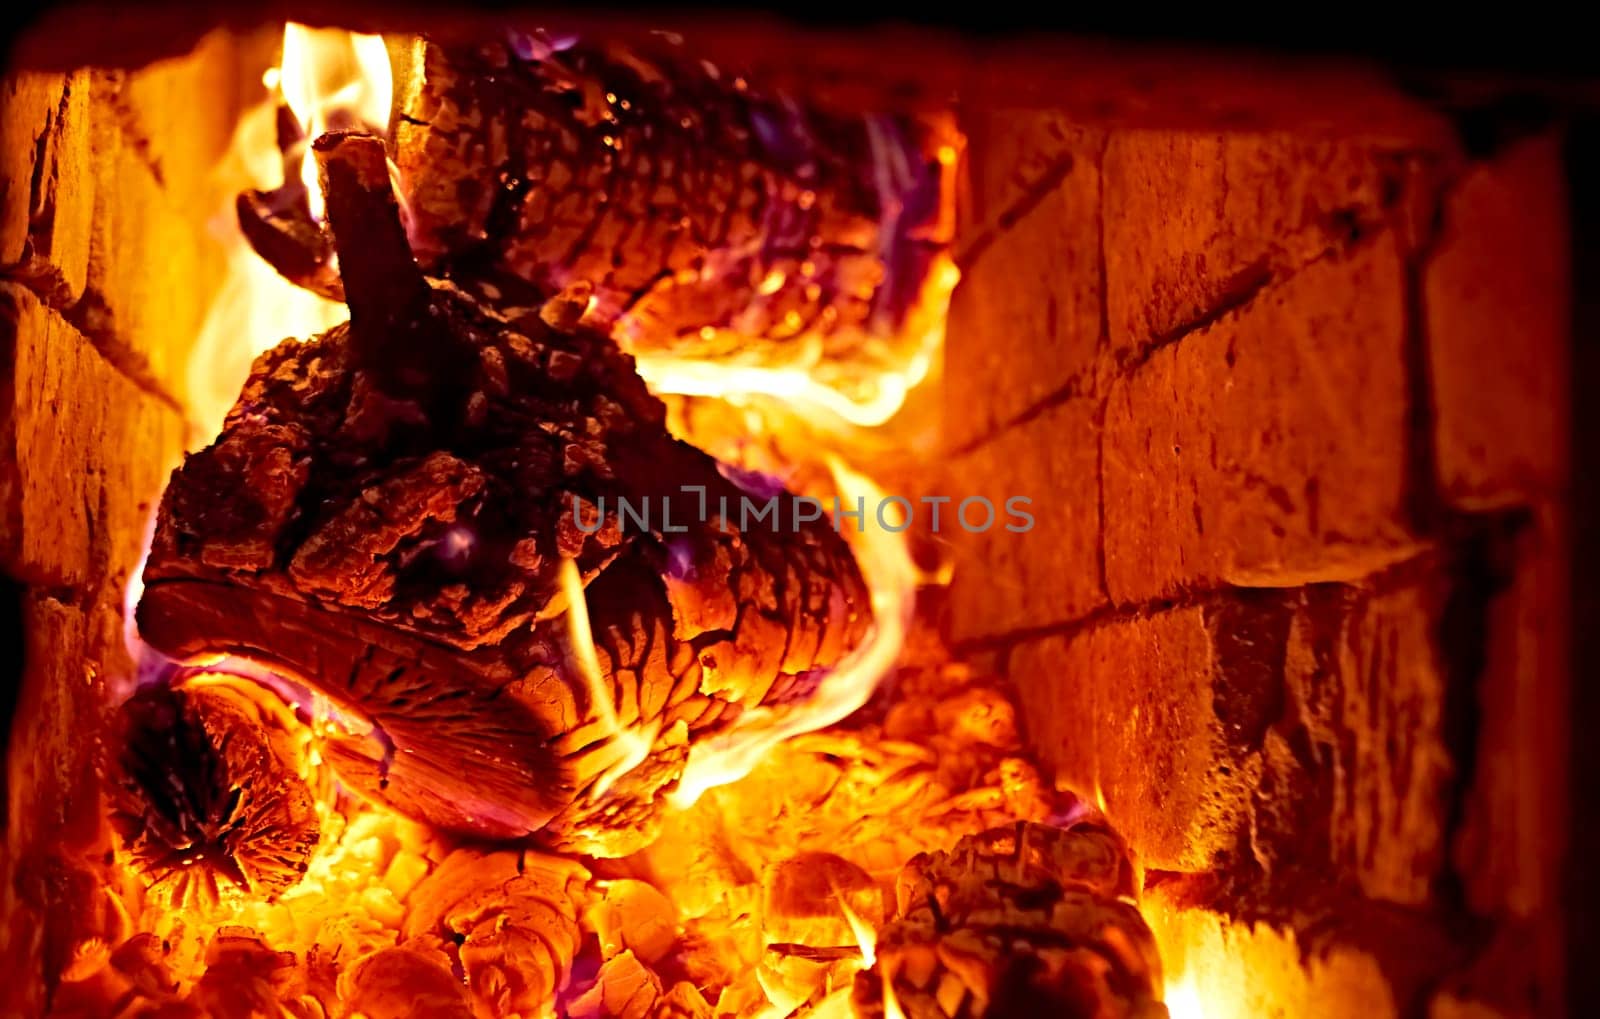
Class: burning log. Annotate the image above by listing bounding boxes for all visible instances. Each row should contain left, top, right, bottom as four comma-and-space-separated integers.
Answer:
243, 31, 955, 416
760, 852, 885, 1013
394, 31, 952, 345
853, 822, 1168, 1019
138, 133, 873, 855
107, 677, 322, 911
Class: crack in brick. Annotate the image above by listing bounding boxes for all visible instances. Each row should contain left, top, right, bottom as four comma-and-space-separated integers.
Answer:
948, 224, 1414, 459
98, 71, 167, 188
60, 290, 186, 419
954, 150, 1078, 271
954, 540, 1461, 656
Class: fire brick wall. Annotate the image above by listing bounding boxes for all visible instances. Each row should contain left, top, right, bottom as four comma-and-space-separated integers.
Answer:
939, 111, 1569, 1016
1, 32, 249, 1013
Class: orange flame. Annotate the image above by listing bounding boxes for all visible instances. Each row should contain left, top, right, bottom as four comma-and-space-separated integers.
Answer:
278, 24, 392, 221
668, 455, 920, 809
632, 254, 959, 430
185, 23, 391, 437
558, 557, 662, 799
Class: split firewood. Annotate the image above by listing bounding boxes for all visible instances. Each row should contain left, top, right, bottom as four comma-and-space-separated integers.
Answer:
139, 132, 872, 855
106, 676, 322, 911
245, 32, 954, 402
853, 822, 1169, 1019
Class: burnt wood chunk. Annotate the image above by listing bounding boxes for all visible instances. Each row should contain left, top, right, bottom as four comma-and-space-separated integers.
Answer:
140, 132, 871, 855
853, 822, 1168, 1019
402, 848, 589, 1016
108, 678, 321, 909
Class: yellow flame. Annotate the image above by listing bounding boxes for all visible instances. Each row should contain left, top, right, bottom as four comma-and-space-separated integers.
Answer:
832, 882, 876, 968
186, 104, 346, 437
279, 23, 392, 221
633, 255, 958, 430
1164, 974, 1208, 1019
668, 455, 918, 809
186, 24, 396, 438
558, 558, 660, 799
881, 972, 908, 1019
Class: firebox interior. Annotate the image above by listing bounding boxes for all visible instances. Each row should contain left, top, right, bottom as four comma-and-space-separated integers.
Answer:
0, 12, 1575, 1019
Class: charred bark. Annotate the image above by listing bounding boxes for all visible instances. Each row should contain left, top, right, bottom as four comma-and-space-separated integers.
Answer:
243, 31, 954, 397
140, 134, 872, 856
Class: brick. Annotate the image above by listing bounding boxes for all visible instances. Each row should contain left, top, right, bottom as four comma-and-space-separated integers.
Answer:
1103, 233, 1420, 604
0, 73, 59, 268
81, 76, 228, 404
944, 397, 1103, 641
1009, 605, 1263, 871
9, 592, 120, 849
4, 588, 135, 1019
111, 30, 243, 213
1103, 130, 1411, 357
1425, 134, 1568, 510
944, 127, 1102, 449
1426, 920, 1557, 1019
0, 70, 94, 303
1428, 999, 1520, 1019
1452, 507, 1567, 920
0, 283, 184, 587
1258, 582, 1455, 906
960, 109, 1095, 228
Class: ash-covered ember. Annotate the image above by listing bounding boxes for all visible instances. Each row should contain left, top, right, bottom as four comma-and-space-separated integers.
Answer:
107, 678, 321, 911
854, 822, 1166, 1019
394, 32, 953, 375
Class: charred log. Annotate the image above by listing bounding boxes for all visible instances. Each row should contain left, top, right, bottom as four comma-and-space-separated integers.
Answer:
853, 822, 1168, 1019
139, 133, 872, 855
245, 32, 954, 399
107, 677, 321, 910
